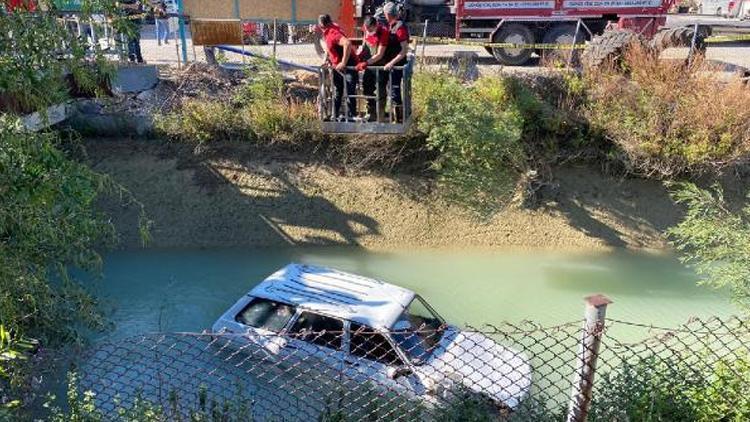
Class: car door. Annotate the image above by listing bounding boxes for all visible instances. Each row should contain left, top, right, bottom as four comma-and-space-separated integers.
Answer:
342, 322, 422, 399
282, 311, 346, 381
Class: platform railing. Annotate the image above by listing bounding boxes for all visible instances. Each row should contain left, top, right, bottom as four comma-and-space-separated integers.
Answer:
318, 56, 414, 134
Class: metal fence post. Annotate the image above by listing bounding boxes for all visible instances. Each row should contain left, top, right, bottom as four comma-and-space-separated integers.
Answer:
272, 18, 278, 60
566, 294, 612, 422
420, 19, 428, 65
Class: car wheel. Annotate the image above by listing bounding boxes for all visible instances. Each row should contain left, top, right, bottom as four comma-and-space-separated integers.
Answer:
491, 23, 534, 66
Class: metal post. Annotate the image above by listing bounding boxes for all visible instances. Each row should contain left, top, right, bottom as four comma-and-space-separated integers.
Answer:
376, 69, 382, 123
272, 18, 278, 59
568, 19, 582, 67
176, 0, 188, 63
566, 294, 612, 422
420, 19, 429, 65
687, 23, 700, 65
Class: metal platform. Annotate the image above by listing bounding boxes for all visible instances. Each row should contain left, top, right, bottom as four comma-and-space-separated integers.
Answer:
321, 116, 413, 134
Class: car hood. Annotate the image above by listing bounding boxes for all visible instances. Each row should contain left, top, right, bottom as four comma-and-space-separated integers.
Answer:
419, 327, 532, 409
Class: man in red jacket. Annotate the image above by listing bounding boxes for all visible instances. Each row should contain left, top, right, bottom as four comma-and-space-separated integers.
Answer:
356, 16, 390, 121
319, 14, 358, 120
382, 2, 410, 122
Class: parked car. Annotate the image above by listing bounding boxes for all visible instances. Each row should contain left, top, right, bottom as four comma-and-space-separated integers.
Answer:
212, 263, 532, 411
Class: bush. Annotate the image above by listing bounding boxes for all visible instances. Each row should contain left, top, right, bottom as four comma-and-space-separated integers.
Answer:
584, 47, 750, 178
668, 182, 750, 308
0, 118, 148, 413
413, 71, 526, 213
155, 99, 253, 144
156, 59, 321, 146
0, 2, 116, 114
590, 353, 750, 421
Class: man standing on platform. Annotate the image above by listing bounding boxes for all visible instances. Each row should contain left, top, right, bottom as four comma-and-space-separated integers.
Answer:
318, 13, 359, 120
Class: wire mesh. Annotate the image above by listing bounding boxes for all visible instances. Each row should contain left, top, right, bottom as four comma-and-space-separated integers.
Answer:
71, 315, 750, 421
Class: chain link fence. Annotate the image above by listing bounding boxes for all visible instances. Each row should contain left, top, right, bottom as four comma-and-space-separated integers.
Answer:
70, 305, 749, 421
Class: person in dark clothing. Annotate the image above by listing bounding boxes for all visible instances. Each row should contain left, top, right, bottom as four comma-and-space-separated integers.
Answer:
120, 0, 144, 63
319, 14, 358, 120
356, 16, 389, 121
382, 2, 409, 121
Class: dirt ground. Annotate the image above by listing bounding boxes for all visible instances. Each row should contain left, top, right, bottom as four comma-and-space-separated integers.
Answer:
87, 138, 681, 252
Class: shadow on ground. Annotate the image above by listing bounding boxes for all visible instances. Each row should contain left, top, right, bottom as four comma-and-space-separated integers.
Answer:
537, 166, 681, 248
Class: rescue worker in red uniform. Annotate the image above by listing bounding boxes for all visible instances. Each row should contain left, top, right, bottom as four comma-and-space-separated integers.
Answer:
382, 2, 410, 122
355, 16, 390, 121
318, 14, 358, 120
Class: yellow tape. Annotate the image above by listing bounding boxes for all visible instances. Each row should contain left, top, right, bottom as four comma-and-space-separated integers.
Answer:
705, 33, 750, 44
417, 33, 750, 49
415, 36, 586, 50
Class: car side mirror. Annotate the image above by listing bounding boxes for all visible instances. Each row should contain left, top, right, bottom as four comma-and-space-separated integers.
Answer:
387, 366, 413, 380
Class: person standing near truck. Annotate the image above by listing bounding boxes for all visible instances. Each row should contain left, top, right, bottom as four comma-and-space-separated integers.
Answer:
153, 0, 170, 46
318, 13, 359, 120
382, 2, 409, 122
119, 0, 145, 63
356, 16, 389, 121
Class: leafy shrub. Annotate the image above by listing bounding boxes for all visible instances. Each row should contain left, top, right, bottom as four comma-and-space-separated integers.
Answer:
0, 118, 148, 412
590, 353, 750, 421
668, 182, 750, 308
413, 71, 526, 213
584, 47, 750, 178
0, 2, 116, 114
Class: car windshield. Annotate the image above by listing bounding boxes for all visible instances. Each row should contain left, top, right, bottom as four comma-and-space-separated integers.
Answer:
390, 295, 445, 365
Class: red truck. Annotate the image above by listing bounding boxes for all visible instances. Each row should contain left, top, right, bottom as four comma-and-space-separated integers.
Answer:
356, 0, 686, 65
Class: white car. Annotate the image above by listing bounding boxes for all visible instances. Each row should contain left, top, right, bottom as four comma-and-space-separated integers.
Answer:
212, 263, 532, 412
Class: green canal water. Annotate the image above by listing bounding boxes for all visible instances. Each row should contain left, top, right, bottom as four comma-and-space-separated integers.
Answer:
85, 247, 735, 342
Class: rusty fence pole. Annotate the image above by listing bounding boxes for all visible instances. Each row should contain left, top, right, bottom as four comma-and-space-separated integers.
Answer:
566, 294, 612, 422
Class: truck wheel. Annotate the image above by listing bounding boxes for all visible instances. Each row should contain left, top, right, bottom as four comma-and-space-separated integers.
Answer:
581, 29, 643, 70
651, 26, 708, 52
491, 23, 534, 66
541, 24, 585, 64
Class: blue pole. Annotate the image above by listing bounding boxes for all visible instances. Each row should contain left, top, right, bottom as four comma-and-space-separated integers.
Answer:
176, 0, 188, 63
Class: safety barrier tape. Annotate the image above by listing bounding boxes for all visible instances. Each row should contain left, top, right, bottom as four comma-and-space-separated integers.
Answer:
705, 33, 750, 43
414, 36, 586, 49
415, 32, 750, 49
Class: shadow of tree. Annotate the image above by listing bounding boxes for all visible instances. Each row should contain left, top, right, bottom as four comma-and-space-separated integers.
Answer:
537, 166, 682, 248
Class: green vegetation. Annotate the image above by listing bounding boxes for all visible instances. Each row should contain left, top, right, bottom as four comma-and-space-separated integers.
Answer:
0, 1, 117, 115
583, 47, 750, 178
590, 354, 750, 421
413, 72, 525, 213
0, 119, 148, 413
668, 182, 750, 309
156, 59, 321, 146
1, 1, 148, 415
47, 374, 254, 421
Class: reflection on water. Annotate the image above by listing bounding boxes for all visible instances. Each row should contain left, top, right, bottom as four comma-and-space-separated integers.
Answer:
82, 247, 733, 342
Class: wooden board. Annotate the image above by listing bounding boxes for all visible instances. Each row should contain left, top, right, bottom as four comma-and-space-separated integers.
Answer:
184, 0, 341, 22
183, 0, 237, 19
191, 19, 243, 46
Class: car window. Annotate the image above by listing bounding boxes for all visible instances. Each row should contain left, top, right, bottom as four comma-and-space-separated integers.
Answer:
349, 323, 403, 367
289, 312, 343, 350
235, 297, 295, 332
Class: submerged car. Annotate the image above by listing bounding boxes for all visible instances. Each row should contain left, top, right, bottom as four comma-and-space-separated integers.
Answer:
211, 263, 532, 410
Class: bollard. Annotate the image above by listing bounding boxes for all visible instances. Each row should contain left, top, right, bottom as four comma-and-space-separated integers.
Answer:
566, 294, 612, 422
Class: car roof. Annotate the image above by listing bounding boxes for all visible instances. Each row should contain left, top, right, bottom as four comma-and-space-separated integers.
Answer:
250, 263, 415, 330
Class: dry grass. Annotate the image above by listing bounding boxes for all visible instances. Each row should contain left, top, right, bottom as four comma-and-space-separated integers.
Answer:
584, 46, 750, 178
